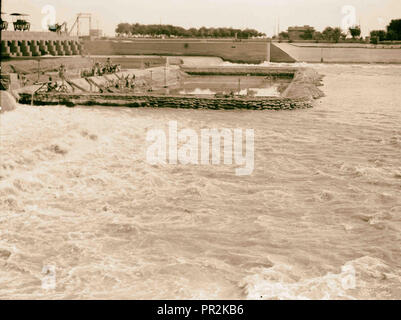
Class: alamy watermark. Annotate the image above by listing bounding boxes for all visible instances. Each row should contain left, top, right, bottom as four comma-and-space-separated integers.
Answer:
41, 5, 56, 31
341, 5, 357, 30
146, 121, 254, 176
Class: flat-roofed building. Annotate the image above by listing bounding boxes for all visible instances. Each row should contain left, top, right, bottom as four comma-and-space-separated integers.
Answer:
288, 25, 315, 40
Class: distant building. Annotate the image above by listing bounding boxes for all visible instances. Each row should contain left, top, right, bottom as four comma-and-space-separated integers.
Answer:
287, 25, 315, 40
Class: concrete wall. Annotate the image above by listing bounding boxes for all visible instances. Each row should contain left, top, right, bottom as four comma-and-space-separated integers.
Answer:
82, 39, 269, 64
1, 31, 83, 58
82, 39, 308, 64
273, 42, 401, 63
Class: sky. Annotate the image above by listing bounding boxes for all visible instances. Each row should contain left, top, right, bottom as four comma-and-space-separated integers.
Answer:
2, 0, 400, 37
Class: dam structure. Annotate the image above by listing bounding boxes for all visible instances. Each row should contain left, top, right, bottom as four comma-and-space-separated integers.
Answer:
83, 38, 272, 64
1, 31, 84, 58
0, 32, 296, 63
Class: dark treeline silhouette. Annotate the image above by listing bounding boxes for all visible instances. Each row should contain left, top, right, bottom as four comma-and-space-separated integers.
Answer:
115, 23, 266, 38
276, 19, 400, 44
370, 19, 401, 43
279, 27, 347, 43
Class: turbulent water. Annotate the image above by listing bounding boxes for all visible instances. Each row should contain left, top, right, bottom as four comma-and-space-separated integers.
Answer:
0, 64, 400, 299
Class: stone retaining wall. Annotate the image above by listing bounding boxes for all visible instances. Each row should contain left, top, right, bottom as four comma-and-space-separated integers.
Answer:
18, 92, 312, 110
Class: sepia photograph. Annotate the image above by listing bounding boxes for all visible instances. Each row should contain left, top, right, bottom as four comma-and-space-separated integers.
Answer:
0, 0, 400, 305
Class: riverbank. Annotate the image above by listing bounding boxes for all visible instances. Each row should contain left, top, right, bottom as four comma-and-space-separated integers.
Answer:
273, 43, 401, 63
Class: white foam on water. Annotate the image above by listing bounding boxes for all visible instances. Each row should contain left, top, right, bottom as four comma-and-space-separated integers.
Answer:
179, 87, 281, 97
179, 88, 215, 95
242, 256, 401, 300
238, 87, 281, 97
1, 64, 401, 299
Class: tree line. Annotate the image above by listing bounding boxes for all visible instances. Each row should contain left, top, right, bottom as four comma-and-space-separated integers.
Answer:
277, 19, 401, 43
279, 27, 347, 42
279, 27, 355, 42
115, 23, 266, 38
370, 19, 401, 43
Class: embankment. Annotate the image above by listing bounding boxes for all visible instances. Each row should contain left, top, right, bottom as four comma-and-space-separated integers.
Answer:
83, 39, 269, 64
270, 43, 297, 63
273, 42, 401, 63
